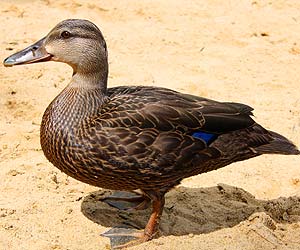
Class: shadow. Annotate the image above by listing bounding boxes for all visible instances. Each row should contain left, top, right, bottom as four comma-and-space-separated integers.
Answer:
81, 184, 300, 237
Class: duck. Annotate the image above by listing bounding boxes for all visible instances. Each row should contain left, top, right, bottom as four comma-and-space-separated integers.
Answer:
3, 19, 299, 248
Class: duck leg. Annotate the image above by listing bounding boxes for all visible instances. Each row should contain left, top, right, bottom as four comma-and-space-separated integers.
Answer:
102, 192, 165, 249
143, 192, 165, 241
101, 191, 151, 210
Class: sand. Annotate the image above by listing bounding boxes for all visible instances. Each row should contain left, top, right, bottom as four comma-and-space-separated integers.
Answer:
1, 0, 300, 249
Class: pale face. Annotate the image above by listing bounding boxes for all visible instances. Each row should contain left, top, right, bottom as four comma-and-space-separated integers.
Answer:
44, 21, 107, 72
3, 19, 108, 74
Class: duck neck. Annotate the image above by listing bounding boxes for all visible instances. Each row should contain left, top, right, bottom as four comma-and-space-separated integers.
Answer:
47, 80, 107, 129
54, 68, 109, 125
63, 70, 108, 118
69, 49, 109, 93
70, 69, 108, 93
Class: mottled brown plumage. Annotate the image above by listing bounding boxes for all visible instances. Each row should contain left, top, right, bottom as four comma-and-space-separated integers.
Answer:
4, 19, 299, 248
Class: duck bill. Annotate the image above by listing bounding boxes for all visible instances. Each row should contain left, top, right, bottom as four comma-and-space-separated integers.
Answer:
3, 37, 52, 67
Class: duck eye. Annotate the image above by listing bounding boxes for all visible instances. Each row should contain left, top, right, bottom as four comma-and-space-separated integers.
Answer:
61, 31, 71, 39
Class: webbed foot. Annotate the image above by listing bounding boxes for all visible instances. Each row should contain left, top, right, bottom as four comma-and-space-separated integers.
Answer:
102, 225, 151, 249
101, 191, 151, 211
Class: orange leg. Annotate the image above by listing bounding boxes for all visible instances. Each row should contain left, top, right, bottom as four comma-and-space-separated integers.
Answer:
143, 194, 165, 241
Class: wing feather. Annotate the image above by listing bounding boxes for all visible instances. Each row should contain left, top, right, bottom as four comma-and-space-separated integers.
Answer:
102, 86, 255, 134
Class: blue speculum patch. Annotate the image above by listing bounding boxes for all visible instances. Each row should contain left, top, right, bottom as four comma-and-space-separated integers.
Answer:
192, 131, 217, 144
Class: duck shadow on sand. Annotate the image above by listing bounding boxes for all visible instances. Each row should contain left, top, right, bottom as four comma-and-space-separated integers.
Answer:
81, 183, 300, 237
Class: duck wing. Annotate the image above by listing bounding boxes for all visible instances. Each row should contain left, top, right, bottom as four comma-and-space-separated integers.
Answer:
103, 86, 255, 134
92, 86, 255, 167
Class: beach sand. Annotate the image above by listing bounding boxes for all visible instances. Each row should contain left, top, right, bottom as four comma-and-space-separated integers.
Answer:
1, 1, 300, 249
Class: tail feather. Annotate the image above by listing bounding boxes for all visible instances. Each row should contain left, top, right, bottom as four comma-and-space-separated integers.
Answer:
255, 130, 300, 155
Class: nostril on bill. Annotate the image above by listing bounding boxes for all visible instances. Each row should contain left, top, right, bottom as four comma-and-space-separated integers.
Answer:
31, 46, 38, 56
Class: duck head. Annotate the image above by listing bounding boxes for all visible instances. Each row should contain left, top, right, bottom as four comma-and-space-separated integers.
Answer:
4, 19, 108, 88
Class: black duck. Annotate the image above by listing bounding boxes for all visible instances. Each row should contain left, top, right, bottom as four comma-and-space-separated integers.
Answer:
3, 19, 299, 248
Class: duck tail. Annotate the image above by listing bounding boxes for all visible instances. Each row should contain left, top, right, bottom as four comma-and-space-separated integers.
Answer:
255, 130, 300, 155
